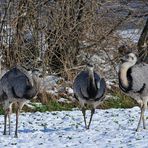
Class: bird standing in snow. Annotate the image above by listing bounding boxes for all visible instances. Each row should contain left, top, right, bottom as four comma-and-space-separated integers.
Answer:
119, 52, 148, 131
73, 64, 106, 129
0, 66, 41, 137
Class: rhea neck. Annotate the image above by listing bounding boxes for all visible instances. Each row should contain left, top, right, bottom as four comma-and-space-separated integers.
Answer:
88, 67, 97, 91
32, 74, 40, 94
26, 74, 40, 99
119, 61, 135, 88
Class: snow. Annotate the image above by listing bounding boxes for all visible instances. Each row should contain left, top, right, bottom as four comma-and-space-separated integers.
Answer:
58, 98, 70, 103
116, 29, 141, 43
40, 76, 64, 91
66, 87, 73, 94
1, 107, 148, 147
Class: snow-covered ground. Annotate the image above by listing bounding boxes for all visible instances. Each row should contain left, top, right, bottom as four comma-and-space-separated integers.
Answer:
0, 107, 148, 147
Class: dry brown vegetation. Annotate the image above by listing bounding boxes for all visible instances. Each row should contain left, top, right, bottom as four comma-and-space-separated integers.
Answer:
0, 1, 147, 110
0, 0, 147, 80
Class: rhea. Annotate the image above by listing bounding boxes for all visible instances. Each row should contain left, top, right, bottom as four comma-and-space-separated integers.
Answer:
73, 64, 106, 129
0, 66, 40, 137
119, 53, 148, 131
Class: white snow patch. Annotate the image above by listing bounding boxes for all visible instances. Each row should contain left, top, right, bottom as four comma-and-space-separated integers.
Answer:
66, 87, 73, 94
58, 98, 68, 103
40, 75, 64, 93
116, 29, 141, 43
0, 107, 148, 147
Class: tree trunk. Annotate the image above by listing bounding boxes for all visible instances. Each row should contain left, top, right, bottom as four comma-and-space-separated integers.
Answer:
138, 18, 148, 63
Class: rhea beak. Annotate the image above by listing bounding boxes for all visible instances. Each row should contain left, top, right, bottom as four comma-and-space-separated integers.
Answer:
39, 74, 42, 78
86, 63, 94, 68
120, 57, 127, 63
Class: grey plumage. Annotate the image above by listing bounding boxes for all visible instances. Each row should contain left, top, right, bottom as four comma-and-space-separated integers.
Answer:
73, 71, 106, 101
73, 64, 106, 129
0, 66, 40, 137
119, 53, 148, 131
130, 64, 148, 93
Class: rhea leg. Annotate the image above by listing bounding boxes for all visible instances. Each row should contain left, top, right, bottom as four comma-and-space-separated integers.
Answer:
136, 105, 144, 132
3, 100, 10, 135
88, 108, 95, 129
3, 107, 11, 135
7, 104, 12, 135
142, 102, 147, 129
82, 107, 87, 129
14, 101, 25, 138
142, 108, 146, 129
15, 107, 19, 138
8, 111, 11, 135
3, 113, 7, 135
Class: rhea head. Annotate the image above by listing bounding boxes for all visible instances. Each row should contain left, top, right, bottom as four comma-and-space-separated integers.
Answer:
121, 53, 137, 66
32, 69, 42, 78
86, 63, 94, 72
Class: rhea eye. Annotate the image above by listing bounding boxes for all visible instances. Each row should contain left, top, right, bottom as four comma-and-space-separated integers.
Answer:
127, 55, 130, 59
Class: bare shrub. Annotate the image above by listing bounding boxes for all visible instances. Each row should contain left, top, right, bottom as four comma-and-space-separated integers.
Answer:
0, 0, 147, 80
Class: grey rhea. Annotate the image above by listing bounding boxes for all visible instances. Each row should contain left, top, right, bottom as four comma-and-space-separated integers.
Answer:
0, 66, 41, 137
119, 53, 148, 131
73, 64, 106, 129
